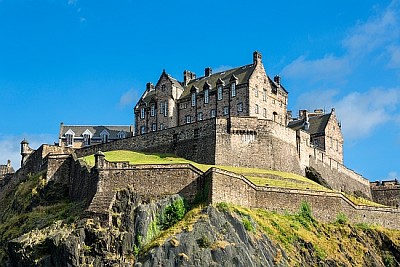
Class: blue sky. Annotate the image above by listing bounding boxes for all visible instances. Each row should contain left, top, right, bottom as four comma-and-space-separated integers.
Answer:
0, 0, 399, 182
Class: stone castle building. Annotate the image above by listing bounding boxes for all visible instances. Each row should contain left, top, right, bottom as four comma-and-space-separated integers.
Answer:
134, 51, 343, 163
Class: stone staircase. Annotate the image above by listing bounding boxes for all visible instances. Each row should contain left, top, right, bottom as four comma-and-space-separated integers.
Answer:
86, 191, 116, 215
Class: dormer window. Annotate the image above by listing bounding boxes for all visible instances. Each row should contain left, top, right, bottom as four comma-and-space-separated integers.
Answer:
65, 129, 75, 147
217, 86, 223, 100
204, 89, 209, 104
100, 129, 110, 143
161, 84, 166, 91
140, 107, 145, 119
82, 129, 92, 146
118, 131, 126, 139
231, 83, 236, 97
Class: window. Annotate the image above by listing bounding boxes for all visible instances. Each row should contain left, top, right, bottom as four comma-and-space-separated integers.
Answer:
217, 86, 223, 100
223, 106, 229, 115
191, 92, 196, 107
66, 134, 73, 147
263, 89, 267, 101
211, 109, 216, 118
185, 115, 192, 124
150, 104, 155, 117
231, 83, 236, 97
204, 89, 209, 104
237, 103, 243, 112
101, 134, 109, 143
160, 123, 164, 130
141, 126, 146, 134
263, 108, 267, 118
255, 86, 259, 97
255, 104, 259, 114
117, 132, 126, 139
161, 84, 166, 91
83, 134, 91, 146
197, 112, 203, 121
140, 107, 145, 119
160, 102, 164, 114
164, 100, 168, 116
152, 123, 157, 132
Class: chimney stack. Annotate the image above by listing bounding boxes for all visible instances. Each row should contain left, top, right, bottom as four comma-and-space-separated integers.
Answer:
253, 51, 262, 65
146, 82, 154, 91
183, 70, 196, 86
205, 67, 212, 77
274, 75, 281, 86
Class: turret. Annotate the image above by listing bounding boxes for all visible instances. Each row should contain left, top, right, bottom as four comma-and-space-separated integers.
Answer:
20, 139, 33, 166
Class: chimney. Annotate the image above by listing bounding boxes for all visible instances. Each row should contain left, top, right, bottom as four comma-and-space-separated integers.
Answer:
274, 75, 281, 86
6, 160, 11, 169
299, 110, 308, 120
253, 51, 262, 65
146, 82, 154, 91
205, 67, 212, 77
314, 109, 324, 114
183, 70, 196, 86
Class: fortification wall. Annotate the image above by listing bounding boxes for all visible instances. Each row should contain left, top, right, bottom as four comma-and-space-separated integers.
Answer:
75, 119, 217, 165
370, 181, 400, 207
215, 117, 302, 174
309, 148, 371, 198
209, 168, 400, 229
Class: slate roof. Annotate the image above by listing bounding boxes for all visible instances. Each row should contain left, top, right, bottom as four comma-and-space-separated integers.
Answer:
59, 125, 133, 139
287, 113, 331, 135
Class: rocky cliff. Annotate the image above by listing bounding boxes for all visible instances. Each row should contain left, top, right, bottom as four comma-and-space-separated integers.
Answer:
1, 172, 400, 266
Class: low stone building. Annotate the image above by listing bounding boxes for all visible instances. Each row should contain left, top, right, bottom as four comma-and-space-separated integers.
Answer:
58, 123, 134, 148
0, 160, 14, 178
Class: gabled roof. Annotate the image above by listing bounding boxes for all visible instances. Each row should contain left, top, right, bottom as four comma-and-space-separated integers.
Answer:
287, 113, 331, 135
180, 64, 255, 98
60, 125, 133, 139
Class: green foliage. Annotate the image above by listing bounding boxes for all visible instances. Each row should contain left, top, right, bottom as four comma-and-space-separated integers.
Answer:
216, 202, 230, 212
382, 251, 396, 267
335, 212, 348, 225
315, 245, 327, 260
355, 223, 371, 231
160, 198, 186, 230
242, 217, 255, 232
298, 201, 313, 221
197, 234, 211, 248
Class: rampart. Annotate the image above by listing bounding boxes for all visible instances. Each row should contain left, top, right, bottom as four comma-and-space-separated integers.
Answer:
208, 168, 400, 229
370, 180, 400, 207
309, 148, 372, 198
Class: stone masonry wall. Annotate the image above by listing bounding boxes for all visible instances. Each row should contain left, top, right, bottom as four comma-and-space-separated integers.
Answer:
310, 148, 371, 198
371, 181, 400, 207
75, 119, 217, 165
209, 168, 400, 229
215, 117, 302, 174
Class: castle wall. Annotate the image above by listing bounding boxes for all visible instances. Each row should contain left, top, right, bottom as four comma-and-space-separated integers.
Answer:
75, 119, 217, 165
214, 117, 302, 174
309, 148, 371, 198
370, 181, 400, 207
209, 168, 400, 229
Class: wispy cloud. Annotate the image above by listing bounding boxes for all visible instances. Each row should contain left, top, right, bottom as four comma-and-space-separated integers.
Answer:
119, 89, 139, 108
296, 88, 400, 140
68, 0, 77, 5
0, 134, 55, 170
213, 65, 234, 73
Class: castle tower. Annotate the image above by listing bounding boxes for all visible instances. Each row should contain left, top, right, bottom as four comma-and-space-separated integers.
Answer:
20, 139, 32, 167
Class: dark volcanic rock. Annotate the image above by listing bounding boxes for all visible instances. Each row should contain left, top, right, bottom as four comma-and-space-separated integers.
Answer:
305, 166, 332, 190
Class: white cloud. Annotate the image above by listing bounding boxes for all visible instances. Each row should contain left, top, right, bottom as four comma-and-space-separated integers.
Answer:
0, 134, 55, 170
119, 89, 139, 108
385, 171, 399, 180
295, 88, 400, 140
68, 0, 77, 5
282, 55, 350, 82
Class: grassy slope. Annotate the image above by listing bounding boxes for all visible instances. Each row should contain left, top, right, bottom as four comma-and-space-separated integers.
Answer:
81, 150, 383, 207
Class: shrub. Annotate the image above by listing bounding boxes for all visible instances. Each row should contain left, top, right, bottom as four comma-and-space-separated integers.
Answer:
298, 201, 313, 221
335, 212, 348, 225
160, 198, 186, 229
242, 217, 255, 232
216, 202, 229, 212
382, 251, 396, 267
197, 235, 211, 248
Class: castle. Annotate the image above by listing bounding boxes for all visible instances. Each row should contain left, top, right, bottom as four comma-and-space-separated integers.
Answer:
2, 51, 400, 229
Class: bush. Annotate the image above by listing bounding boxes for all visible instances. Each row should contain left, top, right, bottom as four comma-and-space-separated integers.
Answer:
160, 198, 186, 229
216, 202, 229, 212
298, 201, 314, 222
335, 212, 348, 225
242, 217, 255, 232
383, 251, 396, 267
